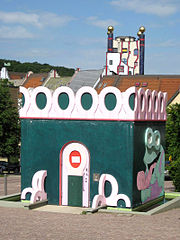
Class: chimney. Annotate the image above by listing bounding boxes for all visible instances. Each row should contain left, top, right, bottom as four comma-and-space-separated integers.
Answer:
137, 26, 145, 75
107, 26, 114, 53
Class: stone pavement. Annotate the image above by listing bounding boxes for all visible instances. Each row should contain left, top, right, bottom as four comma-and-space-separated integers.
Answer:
0, 205, 180, 240
0, 175, 21, 196
0, 175, 180, 240
34, 205, 88, 214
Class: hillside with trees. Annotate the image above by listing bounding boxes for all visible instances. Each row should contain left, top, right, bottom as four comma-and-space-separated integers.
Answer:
0, 59, 75, 76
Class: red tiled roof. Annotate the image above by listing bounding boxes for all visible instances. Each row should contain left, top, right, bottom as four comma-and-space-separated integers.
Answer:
95, 75, 180, 103
23, 73, 48, 89
9, 72, 26, 80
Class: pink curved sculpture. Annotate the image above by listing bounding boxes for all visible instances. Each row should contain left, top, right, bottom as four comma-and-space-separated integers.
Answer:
92, 174, 131, 209
92, 195, 106, 209
21, 170, 47, 204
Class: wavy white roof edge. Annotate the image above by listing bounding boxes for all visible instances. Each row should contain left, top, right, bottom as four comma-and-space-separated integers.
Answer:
19, 86, 167, 121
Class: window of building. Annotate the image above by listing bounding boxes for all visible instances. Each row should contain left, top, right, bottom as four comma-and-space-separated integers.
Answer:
40, 77, 46, 82
118, 65, 124, 72
142, 82, 148, 87
122, 48, 127, 53
109, 60, 113, 65
135, 82, 140, 87
122, 58, 127, 65
134, 61, 138, 66
134, 49, 138, 56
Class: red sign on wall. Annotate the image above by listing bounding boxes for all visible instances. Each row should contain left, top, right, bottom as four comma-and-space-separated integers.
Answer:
69, 150, 81, 168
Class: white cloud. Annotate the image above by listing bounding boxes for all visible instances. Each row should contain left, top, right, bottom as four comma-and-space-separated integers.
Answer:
0, 11, 75, 28
0, 11, 41, 27
87, 16, 118, 28
0, 26, 34, 39
110, 0, 178, 17
40, 13, 76, 27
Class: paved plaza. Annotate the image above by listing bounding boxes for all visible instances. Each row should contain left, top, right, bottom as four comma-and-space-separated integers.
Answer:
0, 175, 180, 240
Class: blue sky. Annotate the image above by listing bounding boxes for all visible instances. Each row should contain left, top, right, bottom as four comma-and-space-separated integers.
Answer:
0, 0, 180, 74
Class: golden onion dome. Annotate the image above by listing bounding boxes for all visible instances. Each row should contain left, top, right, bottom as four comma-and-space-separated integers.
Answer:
107, 25, 114, 33
139, 26, 145, 33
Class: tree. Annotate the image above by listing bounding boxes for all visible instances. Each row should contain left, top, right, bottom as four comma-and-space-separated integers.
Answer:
0, 79, 20, 163
165, 103, 180, 191
168, 156, 180, 191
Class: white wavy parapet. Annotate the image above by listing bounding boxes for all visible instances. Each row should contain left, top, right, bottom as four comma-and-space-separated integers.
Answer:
19, 86, 167, 121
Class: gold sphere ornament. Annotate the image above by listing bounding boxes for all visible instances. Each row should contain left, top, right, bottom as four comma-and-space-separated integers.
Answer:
139, 26, 145, 33
107, 26, 114, 33
137, 31, 142, 37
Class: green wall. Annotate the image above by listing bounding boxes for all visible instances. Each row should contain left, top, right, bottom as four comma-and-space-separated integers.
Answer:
21, 119, 134, 205
21, 118, 165, 207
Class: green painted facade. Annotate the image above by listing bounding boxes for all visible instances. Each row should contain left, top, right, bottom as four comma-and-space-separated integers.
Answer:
21, 119, 134, 206
21, 118, 165, 208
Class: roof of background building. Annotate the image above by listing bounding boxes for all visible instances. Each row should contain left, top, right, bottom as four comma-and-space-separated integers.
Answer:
23, 73, 49, 89
44, 76, 72, 90
68, 69, 103, 92
9, 79, 24, 87
8, 72, 26, 80
95, 75, 180, 104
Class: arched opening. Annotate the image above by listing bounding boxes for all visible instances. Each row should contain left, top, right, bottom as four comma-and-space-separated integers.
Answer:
59, 141, 90, 207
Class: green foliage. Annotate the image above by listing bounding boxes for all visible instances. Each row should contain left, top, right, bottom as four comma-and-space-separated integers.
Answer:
0, 59, 75, 76
166, 104, 180, 161
166, 103, 180, 191
0, 79, 20, 163
168, 157, 180, 191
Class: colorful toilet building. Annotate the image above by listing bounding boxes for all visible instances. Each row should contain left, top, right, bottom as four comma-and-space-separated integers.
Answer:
20, 85, 166, 209
106, 26, 145, 76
